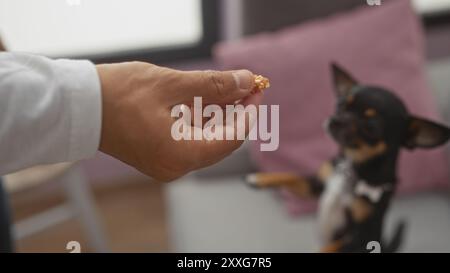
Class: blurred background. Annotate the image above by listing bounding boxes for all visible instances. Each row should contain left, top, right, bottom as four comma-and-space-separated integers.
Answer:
0, 0, 449, 252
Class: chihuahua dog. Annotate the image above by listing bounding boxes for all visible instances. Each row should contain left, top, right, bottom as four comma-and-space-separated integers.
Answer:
246, 63, 450, 253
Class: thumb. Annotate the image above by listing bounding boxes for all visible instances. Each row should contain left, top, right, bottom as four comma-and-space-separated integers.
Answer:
178, 69, 255, 104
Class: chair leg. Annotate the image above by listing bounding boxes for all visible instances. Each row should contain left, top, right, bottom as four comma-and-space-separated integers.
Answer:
61, 165, 109, 253
0, 178, 14, 253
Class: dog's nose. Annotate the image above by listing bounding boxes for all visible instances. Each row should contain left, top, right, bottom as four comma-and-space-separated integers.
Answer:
329, 116, 345, 128
328, 114, 354, 130
334, 112, 354, 122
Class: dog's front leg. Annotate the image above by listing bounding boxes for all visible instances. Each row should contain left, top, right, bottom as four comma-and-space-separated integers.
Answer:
246, 161, 334, 199
285, 160, 335, 198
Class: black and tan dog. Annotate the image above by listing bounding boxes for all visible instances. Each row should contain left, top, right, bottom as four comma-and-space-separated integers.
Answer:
246, 63, 450, 253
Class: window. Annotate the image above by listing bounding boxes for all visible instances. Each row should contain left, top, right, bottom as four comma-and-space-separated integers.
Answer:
413, 0, 450, 15
0, 0, 218, 63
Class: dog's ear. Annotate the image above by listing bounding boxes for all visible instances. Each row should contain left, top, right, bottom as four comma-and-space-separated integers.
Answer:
331, 63, 358, 98
403, 116, 450, 149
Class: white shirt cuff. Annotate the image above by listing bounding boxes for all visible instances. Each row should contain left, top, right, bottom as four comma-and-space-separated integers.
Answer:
52, 59, 102, 161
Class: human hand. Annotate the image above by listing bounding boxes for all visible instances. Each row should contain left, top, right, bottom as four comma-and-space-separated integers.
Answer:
96, 62, 262, 182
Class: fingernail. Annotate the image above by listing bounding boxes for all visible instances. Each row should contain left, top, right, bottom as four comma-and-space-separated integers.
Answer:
232, 70, 253, 93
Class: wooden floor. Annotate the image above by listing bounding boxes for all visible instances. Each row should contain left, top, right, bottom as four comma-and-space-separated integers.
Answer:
10, 179, 169, 253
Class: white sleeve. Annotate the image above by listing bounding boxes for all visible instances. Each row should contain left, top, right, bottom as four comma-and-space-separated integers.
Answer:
0, 52, 102, 175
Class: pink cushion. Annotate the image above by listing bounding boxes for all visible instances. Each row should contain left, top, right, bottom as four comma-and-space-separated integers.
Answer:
215, 0, 450, 216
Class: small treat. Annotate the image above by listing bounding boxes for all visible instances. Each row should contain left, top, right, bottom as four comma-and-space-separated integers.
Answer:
252, 75, 270, 94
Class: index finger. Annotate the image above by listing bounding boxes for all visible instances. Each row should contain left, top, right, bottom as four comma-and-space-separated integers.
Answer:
183, 92, 264, 167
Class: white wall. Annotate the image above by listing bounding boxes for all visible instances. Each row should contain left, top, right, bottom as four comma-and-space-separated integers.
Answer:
413, 0, 450, 15
0, 0, 203, 57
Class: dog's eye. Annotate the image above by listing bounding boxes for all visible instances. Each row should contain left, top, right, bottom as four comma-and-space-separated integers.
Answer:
365, 108, 377, 118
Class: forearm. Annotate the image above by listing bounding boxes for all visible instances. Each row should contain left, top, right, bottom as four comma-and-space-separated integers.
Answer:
0, 53, 102, 175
